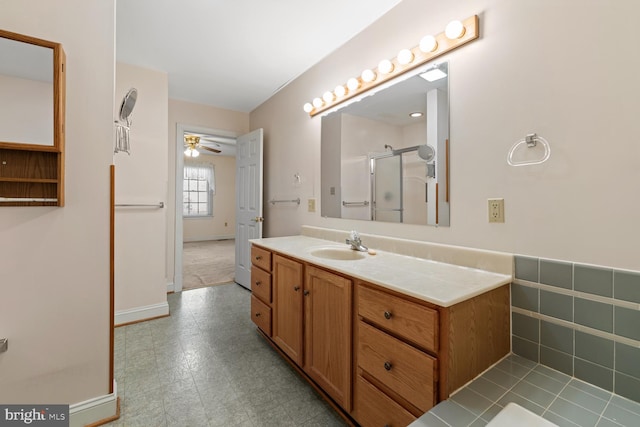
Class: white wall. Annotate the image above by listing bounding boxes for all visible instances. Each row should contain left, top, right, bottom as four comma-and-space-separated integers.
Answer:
251, 0, 640, 271
167, 99, 249, 285
0, 74, 53, 145
114, 62, 168, 317
0, 0, 114, 407
183, 154, 236, 242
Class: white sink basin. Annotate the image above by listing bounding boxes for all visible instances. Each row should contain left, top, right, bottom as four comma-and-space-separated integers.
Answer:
309, 247, 367, 261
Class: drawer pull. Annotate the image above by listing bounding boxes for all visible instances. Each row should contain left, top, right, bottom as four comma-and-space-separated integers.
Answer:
255, 281, 261, 286
255, 312, 261, 317
384, 361, 392, 371
384, 311, 392, 320
293, 286, 300, 291
255, 255, 262, 261
303, 290, 310, 296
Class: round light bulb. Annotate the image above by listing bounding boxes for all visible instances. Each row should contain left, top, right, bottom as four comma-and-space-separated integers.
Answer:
303, 102, 313, 113
419, 35, 438, 52
347, 77, 360, 91
312, 97, 324, 108
334, 85, 347, 98
191, 149, 199, 158
361, 69, 376, 83
445, 20, 465, 39
323, 91, 335, 103
397, 48, 414, 65
378, 59, 394, 74
184, 148, 191, 156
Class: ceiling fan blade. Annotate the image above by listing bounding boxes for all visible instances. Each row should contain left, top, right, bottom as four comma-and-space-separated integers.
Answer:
200, 145, 221, 154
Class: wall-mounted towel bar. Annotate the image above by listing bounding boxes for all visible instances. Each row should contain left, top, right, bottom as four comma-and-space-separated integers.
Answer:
342, 200, 370, 207
507, 133, 551, 166
269, 198, 300, 205
115, 202, 164, 208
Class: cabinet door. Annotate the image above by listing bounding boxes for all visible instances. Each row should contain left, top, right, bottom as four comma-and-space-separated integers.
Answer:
304, 265, 353, 410
272, 254, 304, 365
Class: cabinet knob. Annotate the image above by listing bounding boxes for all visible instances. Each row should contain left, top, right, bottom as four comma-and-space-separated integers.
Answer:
303, 290, 310, 296
255, 281, 261, 286
384, 361, 392, 371
384, 311, 392, 320
293, 286, 300, 291
255, 312, 261, 317
255, 255, 262, 261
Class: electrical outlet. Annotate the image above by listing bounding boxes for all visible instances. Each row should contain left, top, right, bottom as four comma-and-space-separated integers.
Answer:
308, 198, 316, 213
488, 198, 505, 223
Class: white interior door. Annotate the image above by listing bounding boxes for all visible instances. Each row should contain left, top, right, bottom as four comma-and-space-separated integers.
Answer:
235, 128, 264, 289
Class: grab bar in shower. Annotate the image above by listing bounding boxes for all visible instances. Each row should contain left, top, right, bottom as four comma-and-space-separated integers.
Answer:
269, 198, 300, 205
342, 200, 370, 207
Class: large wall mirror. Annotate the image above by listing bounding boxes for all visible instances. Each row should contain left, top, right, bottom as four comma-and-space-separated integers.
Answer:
0, 29, 65, 206
0, 29, 64, 148
321, 62, 450, 226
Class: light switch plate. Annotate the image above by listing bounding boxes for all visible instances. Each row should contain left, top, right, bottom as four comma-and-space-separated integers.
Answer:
308, 198, 316, 213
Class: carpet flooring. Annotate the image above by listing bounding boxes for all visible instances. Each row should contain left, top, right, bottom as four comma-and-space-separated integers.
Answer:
183, 239, 235, 290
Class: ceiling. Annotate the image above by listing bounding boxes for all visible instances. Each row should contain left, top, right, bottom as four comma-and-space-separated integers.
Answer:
116, 0, 401, 115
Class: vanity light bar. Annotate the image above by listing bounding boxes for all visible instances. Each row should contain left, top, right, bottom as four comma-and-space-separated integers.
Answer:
303, 15, 479, 117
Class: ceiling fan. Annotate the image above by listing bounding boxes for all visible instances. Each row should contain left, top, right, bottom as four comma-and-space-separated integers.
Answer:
184, 134, 221, 157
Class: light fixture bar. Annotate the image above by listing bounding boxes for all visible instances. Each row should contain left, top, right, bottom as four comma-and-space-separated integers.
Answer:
306, 15, 479, 117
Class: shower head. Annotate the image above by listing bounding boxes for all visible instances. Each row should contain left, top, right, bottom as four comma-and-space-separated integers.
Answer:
384, 144, 393, 151
418, 144, 436, 162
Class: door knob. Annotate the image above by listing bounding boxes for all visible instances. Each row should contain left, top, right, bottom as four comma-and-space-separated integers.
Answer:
252, 216, 264, 222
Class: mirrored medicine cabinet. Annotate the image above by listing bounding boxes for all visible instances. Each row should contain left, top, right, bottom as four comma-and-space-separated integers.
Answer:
0, 28, 66, 206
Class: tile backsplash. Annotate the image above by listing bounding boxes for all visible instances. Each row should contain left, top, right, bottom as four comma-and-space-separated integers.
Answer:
512, 255, 640, 404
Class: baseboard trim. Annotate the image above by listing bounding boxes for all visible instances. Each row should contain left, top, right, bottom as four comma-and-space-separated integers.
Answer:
115, 302, 169, 326
69, 380, 118, 427
167, 281, 175, 293
183, 235, 235, 242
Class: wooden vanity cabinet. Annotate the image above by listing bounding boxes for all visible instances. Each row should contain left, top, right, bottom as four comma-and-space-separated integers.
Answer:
250, 244, 510, 427
250, 246, 273, 337
272, 254, 304, 366
353, 281, 510, 427
304, 265, 353, 410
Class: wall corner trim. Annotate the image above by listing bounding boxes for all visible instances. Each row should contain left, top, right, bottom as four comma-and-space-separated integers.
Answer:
69, 380, 118, 427
115, 302, 169, 326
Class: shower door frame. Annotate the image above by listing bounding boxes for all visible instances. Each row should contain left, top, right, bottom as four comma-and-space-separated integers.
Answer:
369, 151, 404, 222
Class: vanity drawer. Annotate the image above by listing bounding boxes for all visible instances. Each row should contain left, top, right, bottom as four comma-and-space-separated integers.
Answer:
358, 284, 438, 352
355, 375, 416, 427
251, 295, 271, 336
251, 266, 272, 303
358, 321, 436, 413
251, 245, 272, 272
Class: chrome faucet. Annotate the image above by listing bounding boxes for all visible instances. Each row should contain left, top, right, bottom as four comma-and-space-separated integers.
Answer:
346, 230, 368, 252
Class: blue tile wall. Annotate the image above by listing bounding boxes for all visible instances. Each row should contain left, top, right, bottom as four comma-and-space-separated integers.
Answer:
512, 255, 640, 404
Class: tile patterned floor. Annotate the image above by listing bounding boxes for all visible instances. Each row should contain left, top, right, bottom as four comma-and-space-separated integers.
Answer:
414, 354, 640, 427
105, 284, 347, 427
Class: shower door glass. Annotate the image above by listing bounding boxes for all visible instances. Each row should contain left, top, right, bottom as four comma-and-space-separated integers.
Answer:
371, 154, 402, 222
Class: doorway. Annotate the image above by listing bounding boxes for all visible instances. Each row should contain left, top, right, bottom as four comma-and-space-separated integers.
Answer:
174, 124, 239, 293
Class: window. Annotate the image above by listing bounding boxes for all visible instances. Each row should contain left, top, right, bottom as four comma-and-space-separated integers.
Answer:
183, 163, 215, 217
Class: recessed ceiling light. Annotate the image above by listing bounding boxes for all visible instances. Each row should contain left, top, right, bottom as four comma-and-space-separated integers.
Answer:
419, 68, 447, 82
409, 111, 424, 118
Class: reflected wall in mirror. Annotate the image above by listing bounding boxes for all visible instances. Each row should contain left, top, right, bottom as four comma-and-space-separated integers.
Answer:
321, 62, 449, 226
0, 29, 64, 148
0, 29, 66, 206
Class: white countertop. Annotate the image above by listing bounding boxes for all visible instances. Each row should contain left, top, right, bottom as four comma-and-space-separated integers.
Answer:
250, 235, 512, 307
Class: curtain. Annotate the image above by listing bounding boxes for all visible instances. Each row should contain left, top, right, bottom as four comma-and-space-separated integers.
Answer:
184, 163, 215, 194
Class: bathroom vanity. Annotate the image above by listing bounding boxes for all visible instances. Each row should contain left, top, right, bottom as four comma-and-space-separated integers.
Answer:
249, 234, 512, 427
